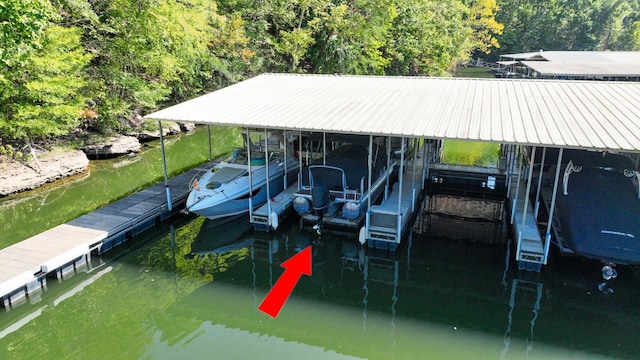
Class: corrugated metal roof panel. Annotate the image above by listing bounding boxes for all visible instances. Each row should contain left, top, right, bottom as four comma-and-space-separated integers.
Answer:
145, 73, 640, 152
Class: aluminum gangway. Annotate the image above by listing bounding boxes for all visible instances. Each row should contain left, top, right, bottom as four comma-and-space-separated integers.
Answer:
366, 139, 429, 250
506, 146, 564, 272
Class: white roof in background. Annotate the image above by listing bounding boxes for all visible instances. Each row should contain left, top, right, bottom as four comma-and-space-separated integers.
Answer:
522, 61, 640, 77
500, 51, 640, 63
496, 60, 518, 66
145, 73, 640, 152
500, 51, 543, 61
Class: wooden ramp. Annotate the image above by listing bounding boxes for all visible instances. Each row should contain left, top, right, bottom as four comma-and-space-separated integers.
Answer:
0, 166, 203, 308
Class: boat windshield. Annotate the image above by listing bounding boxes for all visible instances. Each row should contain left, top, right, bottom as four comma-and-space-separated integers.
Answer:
206, 167, 246, 189
224, 149, 267, 165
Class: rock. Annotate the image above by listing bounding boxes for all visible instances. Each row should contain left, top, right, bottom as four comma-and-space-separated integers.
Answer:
0, 150, 90, 196
135, 120, 181, 141
179, 122, 196, 132
80, 135, 141, 158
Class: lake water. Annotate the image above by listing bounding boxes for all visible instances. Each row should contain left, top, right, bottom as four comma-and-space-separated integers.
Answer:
1, 127, 639, 359
1, 210, 639, 359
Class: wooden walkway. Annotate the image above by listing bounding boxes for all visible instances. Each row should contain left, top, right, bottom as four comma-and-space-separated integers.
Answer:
0, 166, 205, 308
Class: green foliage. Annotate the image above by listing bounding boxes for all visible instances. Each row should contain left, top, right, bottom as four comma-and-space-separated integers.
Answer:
0, 0, 56, 66
305, 1, 397, 75
2, 0, 505, 141
495, 0, 640, 55
0, 25, 92, 140
386, 0, 474, 76
617, 19, 640, 50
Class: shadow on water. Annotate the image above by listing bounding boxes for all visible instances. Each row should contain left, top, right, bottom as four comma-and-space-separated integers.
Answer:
175, 213, 640, 359
1, 210, 640, 359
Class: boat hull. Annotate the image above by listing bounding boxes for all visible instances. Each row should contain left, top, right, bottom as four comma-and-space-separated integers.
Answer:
555, 167, 640, 265
189, 175, 289, 220
186, 150, 298, 220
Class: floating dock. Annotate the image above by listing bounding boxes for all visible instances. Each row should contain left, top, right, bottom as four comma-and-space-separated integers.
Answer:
251, 183, 298, 231
509, 173, 545, 271
0, 166, 204, 308
367, 164, 422, 250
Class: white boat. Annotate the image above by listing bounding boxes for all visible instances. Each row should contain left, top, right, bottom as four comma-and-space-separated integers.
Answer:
186, 148, 298, 219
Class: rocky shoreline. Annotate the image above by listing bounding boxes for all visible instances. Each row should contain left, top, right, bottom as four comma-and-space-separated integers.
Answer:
0, 150, 90, 196
0, 120, 194, 197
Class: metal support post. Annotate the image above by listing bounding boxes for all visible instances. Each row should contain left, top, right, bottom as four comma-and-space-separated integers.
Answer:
533, 147, 546, 218
543, 148, 563, 264
247, 128, 254, 220
265, 129, 272, 226
158, 121, 172, 211
207, 125, 212, 162
397, 137, 405, 241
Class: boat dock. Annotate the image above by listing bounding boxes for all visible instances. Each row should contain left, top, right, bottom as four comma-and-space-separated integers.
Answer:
0, 166, 204, 308
251, 183, 298, 231
367, 164, 423, 250
509, 173, 545, 271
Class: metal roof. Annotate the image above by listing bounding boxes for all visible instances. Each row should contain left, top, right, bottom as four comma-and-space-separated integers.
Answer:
500, 51, 640, 63
521, 61, 640, 77
145, 73, 640, 152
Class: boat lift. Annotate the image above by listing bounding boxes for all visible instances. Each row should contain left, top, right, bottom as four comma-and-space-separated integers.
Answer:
506, 145, 564, 271
365, 137, 428, 250
248, 128, 299, 231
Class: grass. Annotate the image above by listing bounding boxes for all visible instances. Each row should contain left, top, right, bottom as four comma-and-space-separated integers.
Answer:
440, 140, 501, 167
454, 66, 496, 78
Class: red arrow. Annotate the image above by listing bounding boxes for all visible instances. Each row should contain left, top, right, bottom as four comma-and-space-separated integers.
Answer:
258, 246, 312, 318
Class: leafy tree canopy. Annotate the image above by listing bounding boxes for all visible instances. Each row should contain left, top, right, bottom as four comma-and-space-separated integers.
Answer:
5, 0, 639, 143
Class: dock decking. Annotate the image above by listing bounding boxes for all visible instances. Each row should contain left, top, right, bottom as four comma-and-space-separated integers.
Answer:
509, 170, 545, 271
0, 166, 204, 308
251, 184, 298, 231
367, 165, 422, 250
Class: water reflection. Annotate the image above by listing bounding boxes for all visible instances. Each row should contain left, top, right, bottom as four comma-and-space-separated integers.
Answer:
189, 215, 253, 257
187, 216, 640, 359
1, 214, 639, 359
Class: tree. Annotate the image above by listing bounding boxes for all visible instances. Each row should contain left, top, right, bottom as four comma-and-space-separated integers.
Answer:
466, 0, 504, 54
617, 19, 640, 49
305, 1, 396, 74
0, 0, 55, 67
386, 0, 473, 76
49, 0, 254, 132
0, 25, 92, 140
494, 0, 640, 56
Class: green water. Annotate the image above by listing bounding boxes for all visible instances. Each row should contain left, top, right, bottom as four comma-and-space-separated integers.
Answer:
1, 213, 639, 359
0, 126, 240, 249
1, 126, 639, 359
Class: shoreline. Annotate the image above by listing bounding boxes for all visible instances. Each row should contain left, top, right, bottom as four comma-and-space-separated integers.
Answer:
0, 150, 90, 197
